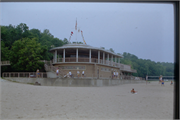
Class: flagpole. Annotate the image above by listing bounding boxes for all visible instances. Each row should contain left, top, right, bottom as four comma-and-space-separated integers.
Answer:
76, 18, 77, 44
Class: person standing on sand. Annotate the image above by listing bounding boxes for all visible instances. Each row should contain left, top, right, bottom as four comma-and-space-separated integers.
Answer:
159, 75, 162, 84
161, 80, 164, 86
56, 68, 59, 78
170, 80, 173, 85
36, 69, 40, 78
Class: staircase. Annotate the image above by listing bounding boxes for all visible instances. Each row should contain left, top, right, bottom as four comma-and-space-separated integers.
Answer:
41, 60, 64, 78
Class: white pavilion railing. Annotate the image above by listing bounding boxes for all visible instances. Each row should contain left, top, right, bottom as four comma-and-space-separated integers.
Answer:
2, 72, 47, 78
52, 57, 122, 67
0, 61, 11, 66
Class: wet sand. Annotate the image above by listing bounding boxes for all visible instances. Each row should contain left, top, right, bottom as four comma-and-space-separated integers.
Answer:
0, 78, 174, 120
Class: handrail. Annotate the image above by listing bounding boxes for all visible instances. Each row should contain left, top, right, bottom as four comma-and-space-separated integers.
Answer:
40, 59, 136, 73
2, 72, 47, 78
52, 58, 121, 67
0, 61, 11, 65
41, 59, 136, 73
44, 62, 64, 78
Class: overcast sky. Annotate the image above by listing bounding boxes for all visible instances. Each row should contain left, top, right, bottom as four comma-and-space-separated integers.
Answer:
1, 2, 174, 63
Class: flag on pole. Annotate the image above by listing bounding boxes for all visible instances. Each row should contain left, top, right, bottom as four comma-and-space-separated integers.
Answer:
71, 31, 73, 36
75, 19, 77, 30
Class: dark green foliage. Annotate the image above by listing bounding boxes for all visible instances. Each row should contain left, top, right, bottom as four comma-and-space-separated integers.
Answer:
109, 48, 115, 53
1, 41, 10, 61
63, 38, 69, 45
9, 38, 45, 72
1, 23, 68, 72
120, 52, 174, 78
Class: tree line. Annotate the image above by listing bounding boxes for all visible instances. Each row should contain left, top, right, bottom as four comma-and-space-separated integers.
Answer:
1, 23, 68, 72
1, 23, 174, 78
120, 52, 174, 78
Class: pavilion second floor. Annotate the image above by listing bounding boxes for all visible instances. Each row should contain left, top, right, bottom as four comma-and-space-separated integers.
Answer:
50, 57, 137, 73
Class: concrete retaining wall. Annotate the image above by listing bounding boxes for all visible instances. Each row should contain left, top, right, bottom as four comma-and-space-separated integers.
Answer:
3, 77, 145, 87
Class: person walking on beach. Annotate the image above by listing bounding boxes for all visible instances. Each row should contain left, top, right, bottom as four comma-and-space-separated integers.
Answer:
56, 68, 59, 78
36, 69, 40, 78
159, 75, 162, 84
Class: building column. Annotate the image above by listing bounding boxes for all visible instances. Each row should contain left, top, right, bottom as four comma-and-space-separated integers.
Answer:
55, 50, 57, 63
53, 51, 55, 63
89, 49, 91, 63
118, 57, 120, 67
111, 55, 113, 66
76, 48, 78, 62
103, 52, 105, 64
107, 54, 109, 65
98, 51, 100, 64
63, 49, 65, 62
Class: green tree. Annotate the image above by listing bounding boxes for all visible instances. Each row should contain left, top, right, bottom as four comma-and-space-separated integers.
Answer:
63, 38, 69, 45
9, 38, 45, 72
101, 47, 105, 49
29, 28, 41, 40
51, 38, 64, 47
1, 41, 10, 61
109, 48, 114, 53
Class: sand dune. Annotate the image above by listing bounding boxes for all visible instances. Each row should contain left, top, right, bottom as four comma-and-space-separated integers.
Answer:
0, 78, 174, 120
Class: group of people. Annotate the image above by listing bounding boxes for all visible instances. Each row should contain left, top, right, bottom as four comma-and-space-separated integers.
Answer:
146, 75, 173, 86
55, 68, 85, 78
159, 75, 164, 86
77, 70, 85, 78
132, 75, 174, 94
159, 75, 173, 86
63, 70, 85, 78
113, 71, 119, 79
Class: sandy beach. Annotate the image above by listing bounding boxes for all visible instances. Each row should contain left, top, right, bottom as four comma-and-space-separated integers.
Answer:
0, 78, 174, 120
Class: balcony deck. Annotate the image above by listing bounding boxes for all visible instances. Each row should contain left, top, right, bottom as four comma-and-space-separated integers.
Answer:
50, 58, 137, 73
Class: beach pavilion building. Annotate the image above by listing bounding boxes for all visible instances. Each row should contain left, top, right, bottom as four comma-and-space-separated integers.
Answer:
49, 43, 137, 79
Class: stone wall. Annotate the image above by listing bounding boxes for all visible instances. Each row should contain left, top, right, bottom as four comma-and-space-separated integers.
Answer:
3, 77, 145, 87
